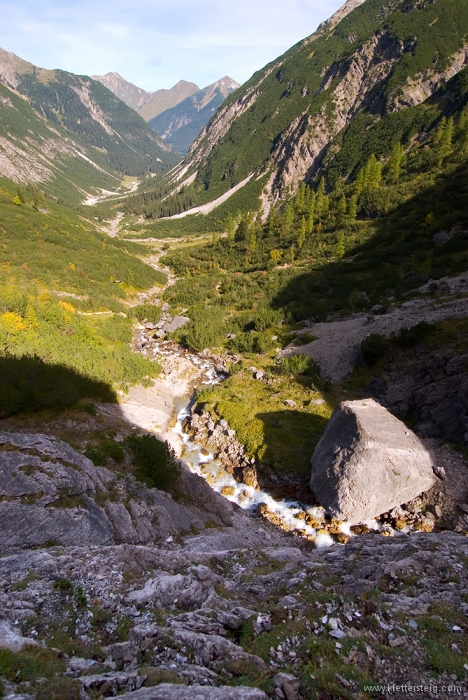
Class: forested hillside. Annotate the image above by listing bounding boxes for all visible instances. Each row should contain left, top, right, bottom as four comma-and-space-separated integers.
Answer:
124, 0, 468, 221
0, 47, 179, 205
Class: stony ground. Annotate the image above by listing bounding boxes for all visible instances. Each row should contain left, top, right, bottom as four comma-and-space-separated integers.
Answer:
1, 525, 468, 700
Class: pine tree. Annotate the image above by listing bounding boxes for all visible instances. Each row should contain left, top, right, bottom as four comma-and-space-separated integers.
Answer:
434, 117, 447, 146
226, 214, 236, 243
354, 169, 364, 198
387, 142, 404, 184
235, 215, 248, 242
438, 116, 454, 161
336, 194, 347, 226
306, 193, 315, 234
294, 182, 306, 216
281, 202, 294, 237
315, 177, 326, 219
248, 221, 257, 251
363, 154, 382, 190
296, 217, 307, 249
348, 194, 358, 221
266, 208, 277, 237
335, 232, 345, 258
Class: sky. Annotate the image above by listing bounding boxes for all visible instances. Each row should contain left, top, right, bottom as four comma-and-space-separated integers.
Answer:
0, 0, 344, 91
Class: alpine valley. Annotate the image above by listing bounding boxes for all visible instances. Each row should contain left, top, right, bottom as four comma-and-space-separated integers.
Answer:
1, 1, 468, 699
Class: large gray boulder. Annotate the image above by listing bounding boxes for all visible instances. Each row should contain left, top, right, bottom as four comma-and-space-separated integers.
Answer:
310, 399, 437, 522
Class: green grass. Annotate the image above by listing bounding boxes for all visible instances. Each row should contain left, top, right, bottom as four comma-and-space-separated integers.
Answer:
0, 646, 65, 683
195, 363, 332, 474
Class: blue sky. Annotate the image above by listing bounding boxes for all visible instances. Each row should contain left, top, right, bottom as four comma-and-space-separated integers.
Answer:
0, 0, 344, 91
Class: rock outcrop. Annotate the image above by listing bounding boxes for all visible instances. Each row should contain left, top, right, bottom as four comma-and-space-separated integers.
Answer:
0, 431, 232, 552
310, 400, 437, 522
1, 530, 467, 698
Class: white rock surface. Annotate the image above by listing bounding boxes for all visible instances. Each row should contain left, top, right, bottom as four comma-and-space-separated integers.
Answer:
310, 399, 437, 522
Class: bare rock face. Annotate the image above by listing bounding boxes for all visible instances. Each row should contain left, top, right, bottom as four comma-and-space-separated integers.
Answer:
310, 400, 437, 522
0, 431, 232, 552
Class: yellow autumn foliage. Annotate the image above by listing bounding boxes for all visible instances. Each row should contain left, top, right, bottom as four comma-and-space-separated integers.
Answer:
59, 300, 76, 315
0, 311, 27, 333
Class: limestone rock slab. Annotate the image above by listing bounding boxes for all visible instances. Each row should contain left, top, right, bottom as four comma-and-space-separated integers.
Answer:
119, 683, 268, 699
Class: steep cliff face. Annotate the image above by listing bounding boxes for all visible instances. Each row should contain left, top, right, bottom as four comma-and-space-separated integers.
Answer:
165, 0, 468, 214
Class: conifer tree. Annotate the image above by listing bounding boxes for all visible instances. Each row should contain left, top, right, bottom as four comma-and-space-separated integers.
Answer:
248, 225, 257, 251
438, 116, 454, 161
348, 194, 358, 221
336, 194, 347, 226
294, 182, 306, 216
354, 169, 364, 198
306, 193, 315, 234
281, 202, 294, 237
266, 208, 277, 237
235, 215, 248, 242
335, 232, 345, 258
315, 177, 327, 220
434, 116, 447, 146
364, 154, 382, 190
296, 217, 307, 249
226, 214, 236, 243
387, 142, 404, 184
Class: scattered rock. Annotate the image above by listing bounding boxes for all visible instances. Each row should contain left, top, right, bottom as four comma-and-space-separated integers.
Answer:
0, 620, 38, 652
163, 316, 191, 333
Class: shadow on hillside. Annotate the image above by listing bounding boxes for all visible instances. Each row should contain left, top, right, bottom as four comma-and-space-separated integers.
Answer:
274, 161, 468, 322
256, 410, 329, 477
0, 355, 117, 419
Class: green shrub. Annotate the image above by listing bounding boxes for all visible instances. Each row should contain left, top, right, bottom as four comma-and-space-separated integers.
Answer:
125, 433, 180, 491
361, 333, 388, 366
85, 442, 125, 466
279, 354, 318, 376
395, 321, 434, 347
131, 304, 162, 324
228, 331, 275, 354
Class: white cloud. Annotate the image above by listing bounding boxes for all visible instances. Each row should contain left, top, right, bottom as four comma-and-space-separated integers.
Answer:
0, 0, 344, 89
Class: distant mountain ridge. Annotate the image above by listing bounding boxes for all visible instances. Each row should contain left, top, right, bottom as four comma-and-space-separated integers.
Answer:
90, 71, 155, 110
137, 80, 200, 122
148, 76, 240, 155
92, 72, 200, 120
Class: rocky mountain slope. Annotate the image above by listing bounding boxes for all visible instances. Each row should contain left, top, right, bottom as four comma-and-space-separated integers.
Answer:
137, 81, 200, 122
91, 72, 155, 110
154, 0, 468, 214
0, 47, 178, 203
148, 77, 240, 155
